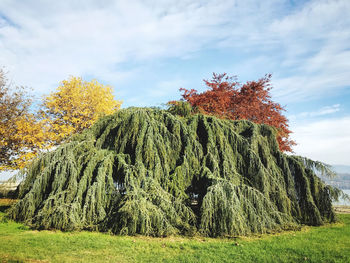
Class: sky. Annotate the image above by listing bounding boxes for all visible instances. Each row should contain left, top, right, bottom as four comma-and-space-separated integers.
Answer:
1, 0, 350, 172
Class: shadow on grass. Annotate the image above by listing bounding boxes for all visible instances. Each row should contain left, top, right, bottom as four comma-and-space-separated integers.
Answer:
0, 205, 12, 213
0, 198, 18, 214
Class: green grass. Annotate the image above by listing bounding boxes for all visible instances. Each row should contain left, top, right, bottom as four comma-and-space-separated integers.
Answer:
1, 199, 350, 263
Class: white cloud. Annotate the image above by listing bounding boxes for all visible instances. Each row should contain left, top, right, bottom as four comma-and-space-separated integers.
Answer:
269, 0, 350, 102
0, 0, 349, 106
151, 79, 187, 97
0, 0, 235, 93
303, 104, 340, 118
270, 0, 350, 36
289, 104, 341, 122
291, 116, 350, 165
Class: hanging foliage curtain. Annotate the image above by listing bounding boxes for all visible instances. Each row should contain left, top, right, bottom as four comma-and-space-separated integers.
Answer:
10, 107, 337, 237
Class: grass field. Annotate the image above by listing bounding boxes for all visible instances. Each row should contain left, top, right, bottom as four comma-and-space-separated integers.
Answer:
1, 199, 350, 263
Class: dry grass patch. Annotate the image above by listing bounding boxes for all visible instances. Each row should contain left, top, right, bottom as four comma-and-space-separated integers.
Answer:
334, 205, 350, 214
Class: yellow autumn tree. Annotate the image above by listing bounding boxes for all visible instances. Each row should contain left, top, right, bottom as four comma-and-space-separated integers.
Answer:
1, 73, 121, 171
41, 76, 122, 145
0, 69, 47, 171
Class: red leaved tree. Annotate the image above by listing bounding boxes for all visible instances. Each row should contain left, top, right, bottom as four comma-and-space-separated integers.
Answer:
177, 73, 295, 152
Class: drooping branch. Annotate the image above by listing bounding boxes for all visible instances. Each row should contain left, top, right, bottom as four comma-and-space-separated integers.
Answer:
10, 107, 337, 237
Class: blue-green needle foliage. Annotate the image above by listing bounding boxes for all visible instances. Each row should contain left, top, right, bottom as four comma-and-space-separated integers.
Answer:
10, 107, 337, 237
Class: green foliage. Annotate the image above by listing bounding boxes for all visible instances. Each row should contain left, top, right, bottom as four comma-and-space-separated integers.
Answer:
10, 107, 337, 236
200, 182, 296, 236
2, 201, 350, 262
167, 101, 194, 118
297, 156, 337, 178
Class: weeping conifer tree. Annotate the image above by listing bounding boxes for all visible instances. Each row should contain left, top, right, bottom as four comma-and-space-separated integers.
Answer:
10, 106, 338, 237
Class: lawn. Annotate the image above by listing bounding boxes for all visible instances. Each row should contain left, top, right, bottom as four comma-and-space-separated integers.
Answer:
0, 199, 349, 263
